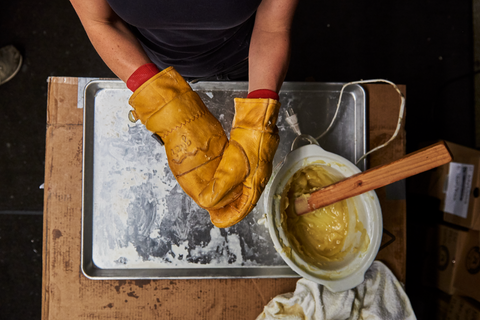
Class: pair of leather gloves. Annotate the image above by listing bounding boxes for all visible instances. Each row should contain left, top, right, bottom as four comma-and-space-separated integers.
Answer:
127, 65, 280, 228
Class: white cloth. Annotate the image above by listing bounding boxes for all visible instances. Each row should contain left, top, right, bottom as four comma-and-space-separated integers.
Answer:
257, 261, 416, 320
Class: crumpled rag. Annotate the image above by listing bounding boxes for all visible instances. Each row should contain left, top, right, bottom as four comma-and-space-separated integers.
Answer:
257, 261, 416, 320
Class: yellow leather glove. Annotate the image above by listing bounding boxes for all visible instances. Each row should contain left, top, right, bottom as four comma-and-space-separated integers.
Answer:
198, 98, 281, 228
128, 66, 228, 205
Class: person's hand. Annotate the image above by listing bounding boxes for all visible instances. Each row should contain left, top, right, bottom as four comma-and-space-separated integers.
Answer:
128, 66, 228, 206
197, 90, 281, 228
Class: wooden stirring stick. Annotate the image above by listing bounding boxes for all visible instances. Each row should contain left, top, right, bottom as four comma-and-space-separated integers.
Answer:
294, 141, 453, 216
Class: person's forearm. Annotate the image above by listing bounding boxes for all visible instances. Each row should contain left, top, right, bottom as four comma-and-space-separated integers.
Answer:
83, 20, 151, 82
248, 28, 291, 93
70, 0, 151, 82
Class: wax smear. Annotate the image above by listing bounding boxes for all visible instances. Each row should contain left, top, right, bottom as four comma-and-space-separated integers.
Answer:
281, 165, 369, 269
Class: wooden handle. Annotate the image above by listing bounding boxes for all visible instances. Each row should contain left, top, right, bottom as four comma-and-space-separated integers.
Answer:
295, 141, 453, 215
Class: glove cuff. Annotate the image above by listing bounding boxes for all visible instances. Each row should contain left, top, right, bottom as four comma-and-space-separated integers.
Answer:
128, 66, 192, 124
127, 63, 160, 92
247, 89, 279, 101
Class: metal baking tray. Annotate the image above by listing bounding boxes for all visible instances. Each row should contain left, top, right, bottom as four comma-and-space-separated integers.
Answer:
82, 80, 366, 279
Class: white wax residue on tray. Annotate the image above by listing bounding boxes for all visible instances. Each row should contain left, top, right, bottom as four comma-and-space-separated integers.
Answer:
91, 88, 285, 269
92, 89, 174, 268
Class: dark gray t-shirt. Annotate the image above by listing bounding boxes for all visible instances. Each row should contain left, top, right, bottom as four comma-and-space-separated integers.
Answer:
107, 0, 262, 77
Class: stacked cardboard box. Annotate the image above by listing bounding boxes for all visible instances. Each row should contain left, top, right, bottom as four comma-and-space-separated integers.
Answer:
446, 295, 480, 320
425, 141, 480, 230
415, 141, 480, 304
423, 224, 468, 295
454, 230, 480, 302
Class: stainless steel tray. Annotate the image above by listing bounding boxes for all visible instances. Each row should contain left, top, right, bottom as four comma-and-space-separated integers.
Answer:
82, 80, 366, 279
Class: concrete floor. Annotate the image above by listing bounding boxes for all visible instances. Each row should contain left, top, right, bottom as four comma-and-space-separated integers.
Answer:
0, 0, 474, 319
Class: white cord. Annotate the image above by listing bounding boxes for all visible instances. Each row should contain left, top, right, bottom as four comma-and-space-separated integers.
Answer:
315, 79, 406, 165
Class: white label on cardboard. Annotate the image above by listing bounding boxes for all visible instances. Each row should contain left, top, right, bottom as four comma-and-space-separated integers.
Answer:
444, 162, 474, 218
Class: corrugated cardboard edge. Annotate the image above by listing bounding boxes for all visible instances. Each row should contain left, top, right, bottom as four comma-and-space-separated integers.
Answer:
46, 77, 82, 126
43, 76, 83, 320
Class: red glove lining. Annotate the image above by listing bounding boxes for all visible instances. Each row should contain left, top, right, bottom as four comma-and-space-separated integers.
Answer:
247, 89, 279, 101
127, 63, 160, 92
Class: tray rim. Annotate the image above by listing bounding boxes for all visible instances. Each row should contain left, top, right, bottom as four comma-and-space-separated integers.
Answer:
81, 80, 366, 280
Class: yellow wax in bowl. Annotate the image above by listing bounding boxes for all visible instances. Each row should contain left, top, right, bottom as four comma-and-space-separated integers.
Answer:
281, 165, 356, 267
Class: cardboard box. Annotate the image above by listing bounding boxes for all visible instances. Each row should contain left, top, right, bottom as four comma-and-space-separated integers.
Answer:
419, 141, 480, 230
435, 291, 451, 320
454, 230, 480, 303
446, 295, 480, 320
423, 224, 468, 294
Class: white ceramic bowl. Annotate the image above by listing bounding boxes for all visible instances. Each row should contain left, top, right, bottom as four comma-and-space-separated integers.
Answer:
263, 144, 383, 292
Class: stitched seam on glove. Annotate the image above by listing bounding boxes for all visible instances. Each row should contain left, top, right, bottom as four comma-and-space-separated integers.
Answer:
129, 66, 174, 101
129, 70, 192, 122
161, 110, 207, 139
223, 203, 241, 215
199, 140, 250, 209
171, 133, 226, 166
229, 109, 268, 215
251, 105, 269, 180
248, 134, 265, 200
216, 155, 249, 205
259, 135, 279, 163
232, 126, 275, 133
215, 201, 255, 227
175, 153, 224, 178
